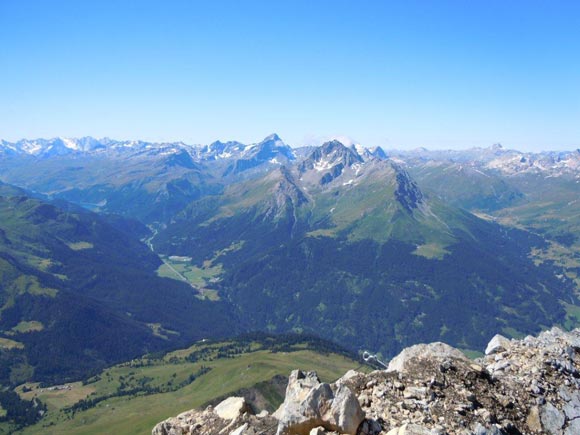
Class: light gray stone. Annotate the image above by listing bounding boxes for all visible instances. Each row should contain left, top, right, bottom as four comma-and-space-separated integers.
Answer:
559, 386, 572, 402
275, 369, 365, 435
339, 369, 362, 382
563, 400, 580, 420
386, 423, 433, 435
564, 418, 580, 435
215, 396, 250, 421
386, 342, 468, 373
540, 402, 565, 435
152, 327, 580, 435
230, 423, 249, 435
473, 424, 503, 435
485, 334, 511, 355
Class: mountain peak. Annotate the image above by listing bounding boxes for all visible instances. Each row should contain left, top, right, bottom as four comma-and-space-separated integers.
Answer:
262, 133, 281, 142
349, 144, 388, 161
371, 146, 388, 160
320, 139, 349, 153
221, 135, 295, 176
165, 149, 198, 169
298, 140, 364, 185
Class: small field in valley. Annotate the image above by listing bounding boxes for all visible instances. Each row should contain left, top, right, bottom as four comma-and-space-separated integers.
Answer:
156, 255, 222, 300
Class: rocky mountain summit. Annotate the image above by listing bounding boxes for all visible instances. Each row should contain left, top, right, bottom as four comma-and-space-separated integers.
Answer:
153, 327, 580, 435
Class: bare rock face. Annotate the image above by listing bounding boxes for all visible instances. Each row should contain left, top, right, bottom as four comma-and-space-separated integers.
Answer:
275, 370, 365, 435
153, 327, 580, 435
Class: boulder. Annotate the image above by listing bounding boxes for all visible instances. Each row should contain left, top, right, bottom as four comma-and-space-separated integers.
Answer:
273, 370, 321, 421
473, 424, 504, 435
338, 369, 362, 382
386, 342, 468, 373
275, 370, 365, 435
214, 396, 250, 421
385, 423, 433, 435
485, 334, 511, 355
230, 423, 249, 435
151, 408, 226, 435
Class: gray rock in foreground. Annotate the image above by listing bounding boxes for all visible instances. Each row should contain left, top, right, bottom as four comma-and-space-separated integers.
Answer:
153, 327, 580, 434
274, 369, 365, 435
484, 334, 511, 356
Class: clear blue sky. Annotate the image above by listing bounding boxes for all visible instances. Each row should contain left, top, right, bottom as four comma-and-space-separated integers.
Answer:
1, 1, 579, 151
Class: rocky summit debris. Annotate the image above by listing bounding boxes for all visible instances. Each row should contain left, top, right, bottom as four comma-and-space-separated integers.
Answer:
273, 370, 365, 435
153, 327, 580, 434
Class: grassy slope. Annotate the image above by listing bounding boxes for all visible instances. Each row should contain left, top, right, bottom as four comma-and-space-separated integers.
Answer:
18, 345, 364, 435
408, 168, 580, 323
408, 162, 524, 212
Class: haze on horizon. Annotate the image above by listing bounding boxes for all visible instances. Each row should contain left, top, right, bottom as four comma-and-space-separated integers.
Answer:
1, 0, 579, 152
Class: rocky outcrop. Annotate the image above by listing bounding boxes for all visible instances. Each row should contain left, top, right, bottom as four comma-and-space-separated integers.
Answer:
386, 342, 469, 374
345, 327, 580, 435
484, 335, 511, 356
151, 396, 278, 435
153, 327, 580, 435
274, 370, 365, 435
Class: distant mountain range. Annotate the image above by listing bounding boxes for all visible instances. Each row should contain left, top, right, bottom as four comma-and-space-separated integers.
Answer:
2, 135, 579, 176
1, 134, 579, 388
0, 134, 297, 165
